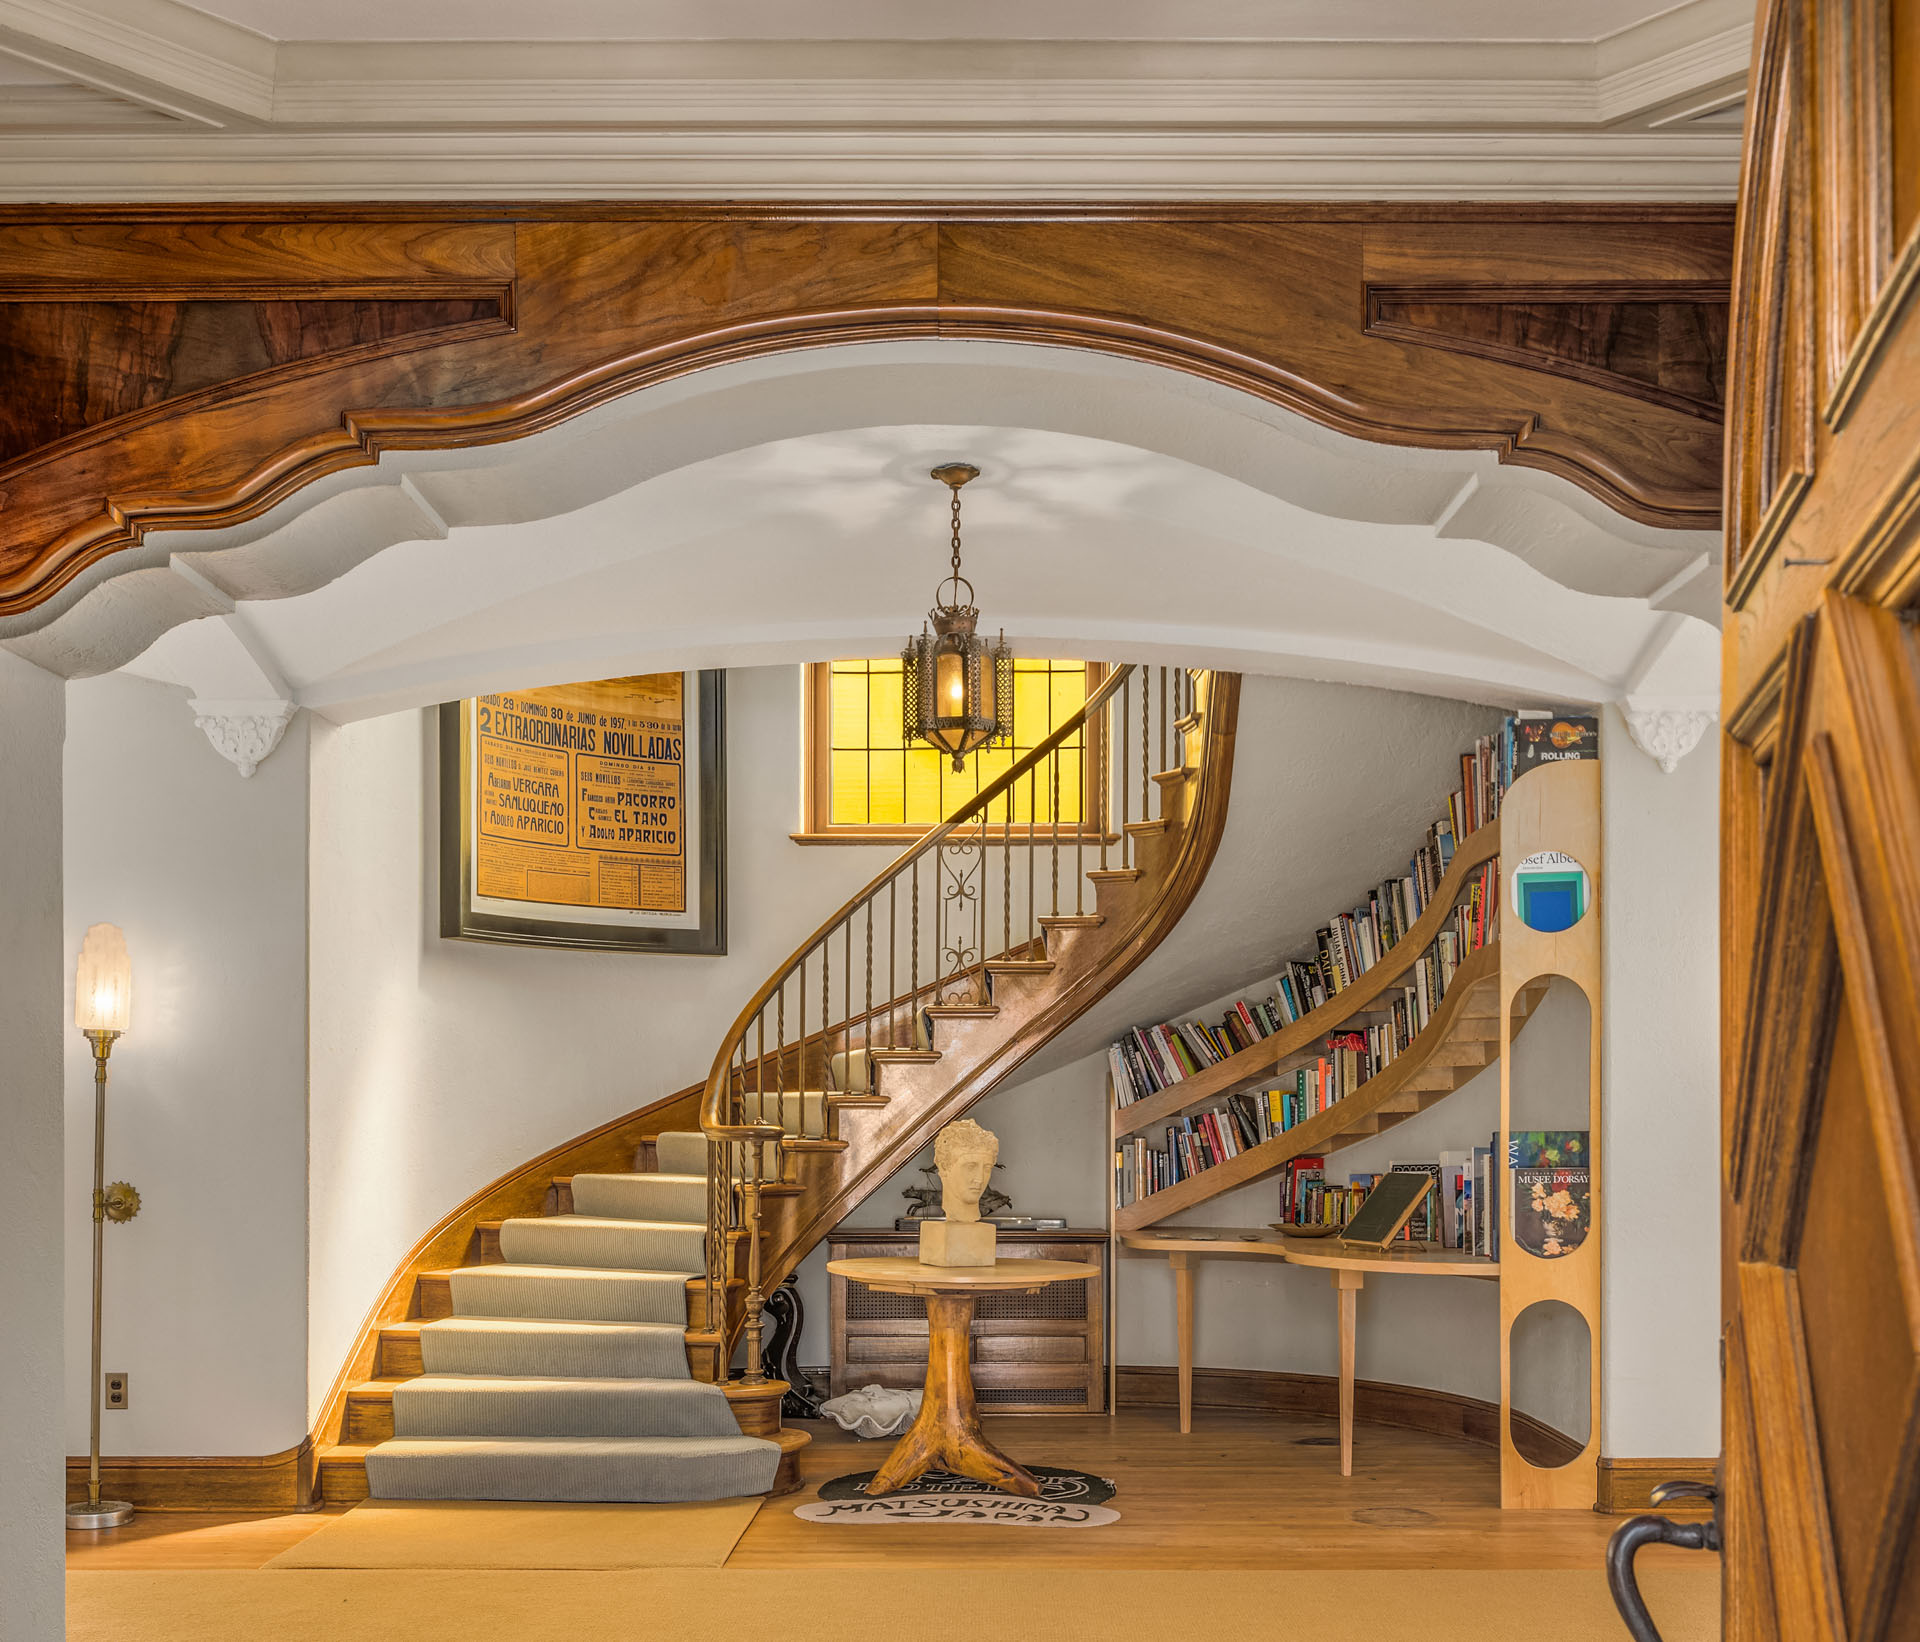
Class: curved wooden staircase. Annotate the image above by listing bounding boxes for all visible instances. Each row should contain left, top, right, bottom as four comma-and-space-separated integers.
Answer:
310, 664, 1240, 1503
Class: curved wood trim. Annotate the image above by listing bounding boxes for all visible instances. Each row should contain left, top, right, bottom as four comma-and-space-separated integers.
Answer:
304, 1078, 704, 1475
1114, 818, 1501, 1137
3, 273, 1721, 619
1115, 1363, 1585, 1469
1113, 939, 1507, 1231
64, 1438, 315, 1513
755, 673, 1242, 1289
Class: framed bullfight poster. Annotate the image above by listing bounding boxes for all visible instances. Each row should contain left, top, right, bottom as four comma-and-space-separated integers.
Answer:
439, 670, 726, 953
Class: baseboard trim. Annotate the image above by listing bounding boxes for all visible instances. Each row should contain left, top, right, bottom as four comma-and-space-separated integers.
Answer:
1595, 1456, 1720, 1516
1116, 1364, 1584, 1469
65, 1438, 315, 1513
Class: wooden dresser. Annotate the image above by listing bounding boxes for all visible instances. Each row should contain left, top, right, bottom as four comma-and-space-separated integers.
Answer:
826, 1228, 1107, 1413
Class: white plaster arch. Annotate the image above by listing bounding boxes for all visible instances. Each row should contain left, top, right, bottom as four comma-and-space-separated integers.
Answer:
2, 339, 1721, 754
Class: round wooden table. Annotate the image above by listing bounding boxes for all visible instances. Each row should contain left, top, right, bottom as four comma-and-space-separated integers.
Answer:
824, 1255, 1099, 1497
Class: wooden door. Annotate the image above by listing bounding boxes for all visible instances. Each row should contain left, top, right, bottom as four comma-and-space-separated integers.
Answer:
1720, 2, 1920, 1639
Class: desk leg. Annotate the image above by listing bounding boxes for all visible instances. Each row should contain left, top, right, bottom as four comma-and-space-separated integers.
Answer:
866, 1293, 1038, 1498
1171, 1252, 1195, 1435
1334, 1269, 1364, 1478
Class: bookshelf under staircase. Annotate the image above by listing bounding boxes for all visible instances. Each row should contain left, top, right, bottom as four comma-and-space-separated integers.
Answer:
1106, 745, 1604, 1510
311, 664, 1241, 1505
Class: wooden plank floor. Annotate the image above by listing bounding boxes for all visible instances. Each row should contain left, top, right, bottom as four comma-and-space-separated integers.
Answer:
67, 1409, 1714, 1573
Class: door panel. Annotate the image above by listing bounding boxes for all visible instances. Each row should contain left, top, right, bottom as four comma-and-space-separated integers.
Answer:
1723, 6, 1920, 1637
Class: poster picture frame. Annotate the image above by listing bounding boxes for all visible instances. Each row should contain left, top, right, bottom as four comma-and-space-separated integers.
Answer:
438, 669, 727, 954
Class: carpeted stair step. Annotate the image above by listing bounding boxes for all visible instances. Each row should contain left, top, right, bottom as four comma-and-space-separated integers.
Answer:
651, 1131, 708, 1174
418, 1317, 691, 1379
363, 1434, 781, 1503
496, 1215, 705, 1273
445, 1264, 693, 1324
392, 1375, 741, 1440
569, 1171, 705, 1224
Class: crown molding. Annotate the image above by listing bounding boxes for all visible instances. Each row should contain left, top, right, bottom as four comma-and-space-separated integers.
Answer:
0, 0, 1749, 198
0, 129, 1743, 202
0, 0, 273, 123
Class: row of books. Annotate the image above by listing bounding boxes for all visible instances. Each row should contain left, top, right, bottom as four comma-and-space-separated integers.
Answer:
1108, 722, 1531, 1112
1274, 1142, 1502, 1255
1110, 868, 1502, 1209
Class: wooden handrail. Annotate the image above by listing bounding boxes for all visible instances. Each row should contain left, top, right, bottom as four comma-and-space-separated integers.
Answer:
699, 660, 1136, 1135
1113, 815, 1502, 1137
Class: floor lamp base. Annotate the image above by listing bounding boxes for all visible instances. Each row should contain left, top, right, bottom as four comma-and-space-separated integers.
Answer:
66, 1500, 134, 1530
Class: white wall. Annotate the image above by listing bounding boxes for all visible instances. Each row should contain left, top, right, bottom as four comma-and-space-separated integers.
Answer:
0, 650, 67, 1642
62, 674, 311, 1457
307, 665, 901, 1419
1601, 705, 1720, 1457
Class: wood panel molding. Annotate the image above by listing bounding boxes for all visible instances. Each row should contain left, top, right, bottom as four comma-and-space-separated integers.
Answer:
1116, 1364, 1587, 1477
0, 206, 1732, 621
1364, 281, 1729, 421
64, 1439, 314, 1513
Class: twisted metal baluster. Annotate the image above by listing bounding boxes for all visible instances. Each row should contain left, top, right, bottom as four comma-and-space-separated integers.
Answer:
1158, 667, 1167, 797
888, 879, 898, 1048
1120, 669, 1131, 870
1050, 747, 1061, 916
1003, 798, 1012, 958
1099, 685, 1110, 873
864, 901, 873, 1077
1140, 667, 1150, 827
1027, 765, 1036, 946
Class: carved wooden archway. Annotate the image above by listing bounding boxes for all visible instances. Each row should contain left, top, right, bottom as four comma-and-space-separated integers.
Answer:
0, 203, 1732, 624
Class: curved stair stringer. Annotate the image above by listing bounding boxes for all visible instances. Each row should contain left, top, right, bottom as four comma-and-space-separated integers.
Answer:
1113, 944, 1553, 1232
751, 671, 1243, 1296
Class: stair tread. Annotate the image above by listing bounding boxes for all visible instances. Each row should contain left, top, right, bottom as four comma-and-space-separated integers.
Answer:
424, 1263, 695, 1282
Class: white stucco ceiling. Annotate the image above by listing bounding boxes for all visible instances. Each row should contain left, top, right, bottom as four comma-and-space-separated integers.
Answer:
0, 0, 1750, 197
0, 338, 1720, 728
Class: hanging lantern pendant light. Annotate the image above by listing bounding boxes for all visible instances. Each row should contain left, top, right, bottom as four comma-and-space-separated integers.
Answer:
904, 463, 1014, 772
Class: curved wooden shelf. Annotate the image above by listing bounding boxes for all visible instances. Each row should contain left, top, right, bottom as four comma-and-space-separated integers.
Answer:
1113, 817, 1501, 1139
1114, 941, 1547, 1232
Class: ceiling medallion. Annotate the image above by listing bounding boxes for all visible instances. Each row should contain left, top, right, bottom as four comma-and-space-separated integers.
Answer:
903, 463, 1013, 772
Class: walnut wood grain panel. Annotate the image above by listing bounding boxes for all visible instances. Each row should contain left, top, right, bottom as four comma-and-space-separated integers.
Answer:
0, 207, 1733, 617
1365, 287, 1728, 420
936, 218, 1727, 530
0, 296, 505, 465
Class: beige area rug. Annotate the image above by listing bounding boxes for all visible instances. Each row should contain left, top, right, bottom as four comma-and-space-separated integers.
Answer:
70, 1567, 1719, 1642
262, 1498, 763, 1569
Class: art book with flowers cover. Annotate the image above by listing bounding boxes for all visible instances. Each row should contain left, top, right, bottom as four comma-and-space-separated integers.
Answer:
1509, 1130, 1590, 1258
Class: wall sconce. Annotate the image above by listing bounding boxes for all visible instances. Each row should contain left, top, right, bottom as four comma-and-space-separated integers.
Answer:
67, 923, 140, 1532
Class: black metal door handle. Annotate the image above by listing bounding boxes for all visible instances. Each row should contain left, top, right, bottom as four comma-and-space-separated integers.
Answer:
1606, 1483, 1721, 1642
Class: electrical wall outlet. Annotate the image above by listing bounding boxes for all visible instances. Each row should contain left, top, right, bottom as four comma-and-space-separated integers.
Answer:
103, 1372, 128, 1409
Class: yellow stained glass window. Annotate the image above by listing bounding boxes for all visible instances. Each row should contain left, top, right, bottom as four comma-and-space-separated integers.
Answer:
813, 658, 1098, 835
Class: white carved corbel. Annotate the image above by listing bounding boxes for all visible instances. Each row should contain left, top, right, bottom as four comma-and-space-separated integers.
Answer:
190, 698, 296, 778
1618, 698, 1716, 774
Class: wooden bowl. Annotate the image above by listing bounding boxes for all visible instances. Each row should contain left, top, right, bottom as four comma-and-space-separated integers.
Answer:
1270, 1222, 1341, 1240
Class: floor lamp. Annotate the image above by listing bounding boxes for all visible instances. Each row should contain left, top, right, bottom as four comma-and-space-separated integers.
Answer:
67, 923, 139, 1532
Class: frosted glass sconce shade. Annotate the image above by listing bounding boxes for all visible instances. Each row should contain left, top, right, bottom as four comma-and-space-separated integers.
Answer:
75, 923, 133, 1035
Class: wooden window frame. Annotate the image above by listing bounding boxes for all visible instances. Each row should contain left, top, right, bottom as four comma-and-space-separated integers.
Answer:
795, 659, 1111, 845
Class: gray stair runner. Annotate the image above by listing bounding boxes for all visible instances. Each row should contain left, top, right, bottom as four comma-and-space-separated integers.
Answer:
364, 1129, 781, 1504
